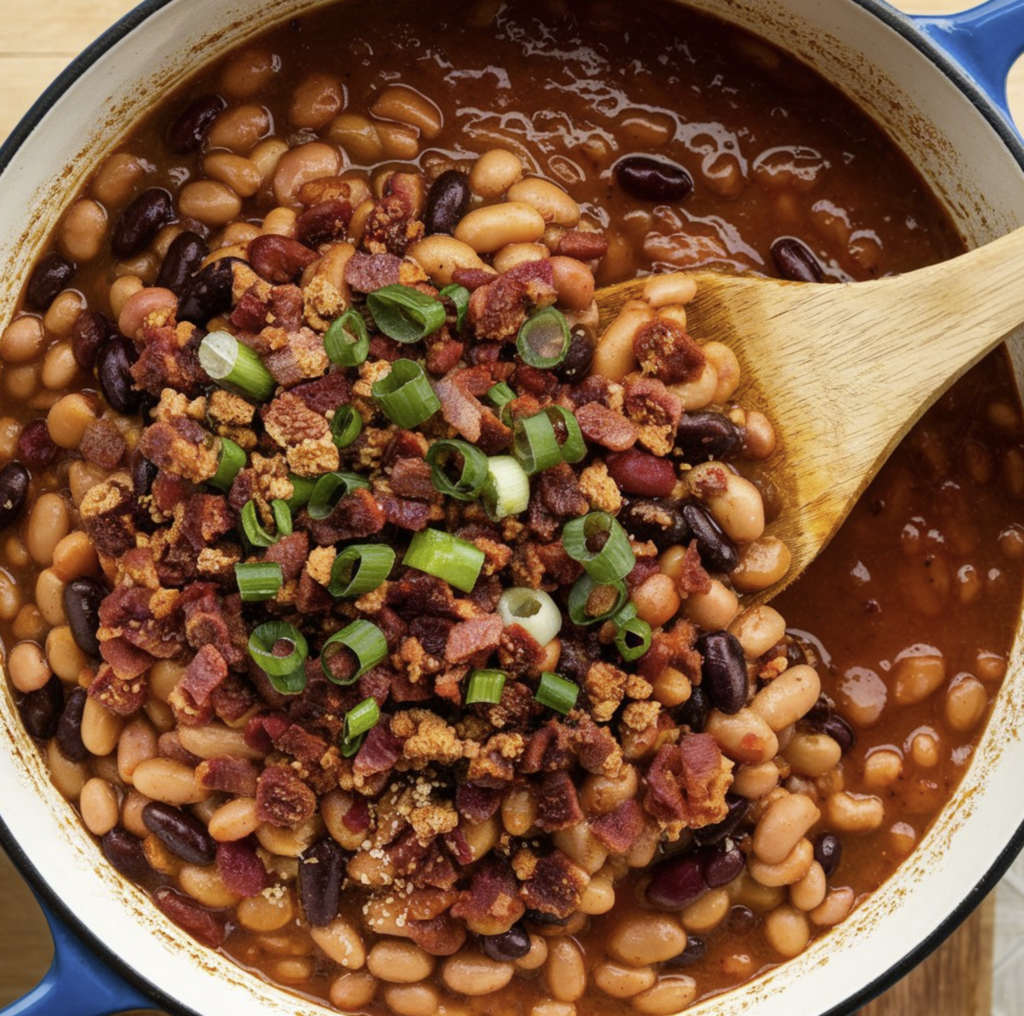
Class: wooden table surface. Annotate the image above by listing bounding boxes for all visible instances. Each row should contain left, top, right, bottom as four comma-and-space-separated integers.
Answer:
0, 0, 1010, 1012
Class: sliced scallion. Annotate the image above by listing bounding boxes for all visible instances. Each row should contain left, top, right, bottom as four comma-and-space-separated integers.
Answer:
403, 528, 485, 594
497, 587, 562, 647
321, 620, 387, 685
367, 285, 446, 343
307, 472, 371, 520
546, 405, 587, 464
487, 382, 515, 409
562, 511, 635, 583
371, 359, 441, 428
286, 474, 316, 511
481, 455, 530, 521
235, 562, 283, 603
199, 331, 275, 401
535, 672, 579, 714
241, 499, 291, 548
209, 437, 246, 492
330, 404, 363, 448
567, 574, 629, 626
426, 439, 489, 501
340, 696, 380, 756
514, 410, 564, 475
328, 544, 396, 598
439, 283, 470, 332
466, 669, 506, 705
248, 621, 308, 694
517, 306, 571, 369
616, 615, 653, 661
325, 309, 370, 366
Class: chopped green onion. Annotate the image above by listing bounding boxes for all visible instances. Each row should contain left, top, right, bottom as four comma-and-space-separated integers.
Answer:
487, 383, 515, 409
321, 620, 388, 685
546, 405, 587, 464
272, 499, 293, 537
325, 309, 370, 366
241, 499, 292, 548
514, 411, 564, 475
562, 512, 636, 583
209, 438, 246, 492
426, 439, 489, 501
497, 587, 562, 647
286, 474, 316, 511
616, 615, 653, 661
517, 306, 571, 368
248, 621, 308, 693
440, 283, 470, 332
466, 669, 506, 705
372, 359, 441, 428
328, 544, 396, 597
535, 672, 579, 714
403, 528, 485, 594
330, 404, 363, 448
567, 574, 629, 626
340, 696, 380, 755
367, 285, 446, 343
235, 562, 283, 603
308, 472, 371, 520
199, 331, 275, 401
481, 455, 530, 521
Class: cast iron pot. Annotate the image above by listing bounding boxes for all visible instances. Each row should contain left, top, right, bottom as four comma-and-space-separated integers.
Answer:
1, 1, 1024, 1014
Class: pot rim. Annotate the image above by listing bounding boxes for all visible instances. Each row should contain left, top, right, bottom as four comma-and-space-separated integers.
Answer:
1, 1, 1023, 1014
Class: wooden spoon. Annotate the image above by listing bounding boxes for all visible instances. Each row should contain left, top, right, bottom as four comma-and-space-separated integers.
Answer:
594, 226, 1024, 599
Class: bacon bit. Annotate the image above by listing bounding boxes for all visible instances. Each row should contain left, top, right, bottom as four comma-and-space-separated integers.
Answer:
678, 542, 712, 596
590, 799, 646, 853
576, 402, 638, 452
216, 839, 267, 898
407, 912, 468, 956
88, 663, 148, 716
519, 720, 575, 774
467, 260, 557, 341
377, 493, 433, 532
455, 784, 504, 824
451, 267, 496, 291
80, 418, 127, 470
342, 796, 371, 833
196, 756, 259, 796
244, 712, 291, 755
633, 319, 706, 385
274, 724, 329, 766
390, 458, 439, 501
178, 645, 228, 706
520, 851, 589, 918
179, 494, 235, 552
289, 369, 353, 415
434, 370, 511, 449
296, 198, 353, 247
255, 765, 317, 827
344, 251, 404, 292
643, 734, 731, 826
451, 860, 525, 935
352, 724, 401, 776
98, 637, 154, 681
263, 531, 310, 583
498, 623, 546, 676
535, 771, 585, 831
446, 614, 504, 664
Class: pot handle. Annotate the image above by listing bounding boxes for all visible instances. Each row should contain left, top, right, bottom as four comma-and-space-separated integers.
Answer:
913, 0, 1024, 130
0, 897, 150, 1016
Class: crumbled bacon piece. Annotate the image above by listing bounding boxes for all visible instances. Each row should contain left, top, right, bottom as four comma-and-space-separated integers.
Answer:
633, 319, 706, 385
576, 402, 638, 452
256, 765, 317, 827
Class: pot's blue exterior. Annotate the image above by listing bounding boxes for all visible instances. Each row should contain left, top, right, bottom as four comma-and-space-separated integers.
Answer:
2, 2, 1024, 1014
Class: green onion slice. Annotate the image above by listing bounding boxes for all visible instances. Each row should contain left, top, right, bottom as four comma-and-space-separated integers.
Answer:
403, 528, 485, 594
328, 544, 396, 598
241, 499, 292, 548
321, 620, 388, 685
308, 472, 371, 520
209, 438, 246, 492
616, 615, 653, 661
235, 562, 283, 603
497, 587, 562, 647
372, 359, 441, 428
330, 404, 363, 449
325, 309, 370, 366
562, 511, 636, 583
567, 574, 630, 626
481, 455, 530, 521
466, 669, 506, 705
516, 306, 571, 368
367, 285, 446, 343
535, 672, 579, 714
487, 382, 515, 409
426, 439, 489, 501
286, 474, 316, 511
513, 410, 564, 475
546, 405, 587, 464
248, 621, 308, 693
439, 283, 470, 332
340, 696, 380, 756
199, 331, 275, 401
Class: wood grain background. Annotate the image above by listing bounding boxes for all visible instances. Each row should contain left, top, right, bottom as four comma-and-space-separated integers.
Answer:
0, 0, 1009, 1012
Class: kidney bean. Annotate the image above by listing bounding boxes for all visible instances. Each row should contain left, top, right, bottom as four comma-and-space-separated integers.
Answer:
299, 836, 344, 927
813, 833, 843, 879
295, 199, 352, 248
552, 325, 595, 383
694, 795, 751, 845
606, 449, 677, 498
677, 411, 744, 463
56, 686, 89, 762
16, 421, 57, 472
680, 501, 739, 573
703, 844, 744, 887
729, 905, 757, 933
96, 338, 143, 415
131, 449, 158, 499
101, 827, 154, 883
19, 676, 64, 740
646, 852, 707, 909
112, 188, 173, 259
63, 577, 106, 657
248, 234, 319, 284
675, 685, 710, 733
142, 801, 217, 865
695, 630, 748, 714
70, 310, 111, 370
424, 170, 471, 236
0, 462, 30, 529
152, 886, 226, 948
821, 713, 857, 754
665, 934, 706, 968
615, 156, 693, 203
166, 94, 226, 155
26, 252, 75, 311
618, 498, 689, 550
770, 237, 824, 283
482, 922, 531, 961
177, 257, 239, 323
154, 231, 209, 293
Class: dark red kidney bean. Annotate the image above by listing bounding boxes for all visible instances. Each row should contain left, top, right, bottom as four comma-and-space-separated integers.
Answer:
693, 795, 751, 845
101, 827, 153, 884
152, 887, 226, 948
0, 462, 30, 529
112, 188, 173, 259
142, 802, 217, 865
525, 909, 569, 927
63, 577, 106, 658
680, 501, 739, 573
96, 338, 143, 415
56, 686, 89, 762
822, 714, 857, 754
16, 421, 57, 472
677, 412, 744, 463
154, 231, 209, 294
615, 156, 694, 203
702, 844, 744, 888
298, 837, 344, 927
618, 498, 688, 550
424, 170, 470, 236
552, 325, 594, 383
71, 310, 112, 370
606, 449, 678, 498
675, 685, 710, 733
813, 833, 843, 879
130, 448, 158, 499
696, 630, 748, 715
19, 676, 64, 740
770, 237, 824, 283
166, 94, 226, 155
26, 252, 75, 311
646, 852, 708, 909
248, 234, 319, 284
665, 934, 706, 968
296, 199, 352, 248
482, 922, 531, 961
728, 905, 757, 933
177, 257, 239, 324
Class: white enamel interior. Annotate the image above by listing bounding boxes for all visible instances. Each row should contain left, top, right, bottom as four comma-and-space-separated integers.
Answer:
1, 1, 1023, 1014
